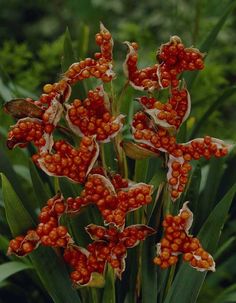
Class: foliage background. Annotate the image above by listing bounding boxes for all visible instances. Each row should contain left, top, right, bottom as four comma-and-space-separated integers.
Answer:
0, 1, 236, 303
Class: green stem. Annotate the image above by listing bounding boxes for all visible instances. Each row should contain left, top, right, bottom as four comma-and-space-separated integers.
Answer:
102, 264, 116, 303
192, 0, 202, 44
163, 182, 171, 216
164, 265, 176, 299
109, 81, 128, 178
99, 143, 107, 171
115, 80, 129, 114
54, 177, 60, 193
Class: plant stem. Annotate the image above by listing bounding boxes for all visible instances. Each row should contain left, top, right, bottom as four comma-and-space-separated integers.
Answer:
164, 264, 176, 299
116, 80, 129, 114
54, 177, 60, 193
99, 143, 107, 171
109, 81, 129, 179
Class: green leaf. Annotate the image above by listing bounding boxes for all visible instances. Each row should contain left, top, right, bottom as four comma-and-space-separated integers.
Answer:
30, 247, 81, 303
59, 177, 83, 197
194, 157, 225, 231
141, 235, 157, 303
0, 149, 36, 218
164, 183, 236, 303
61, 27, 76, 73
0, 235, 10, 253
1, 173, 35, 235
213, 284, 236, 303
189, 86, 236, 139
77, 23, 90, 59
102, 265, 115, 303
214, 236, 236, 260
0, 261, 32, 283
184, 1, 236, 89
29, 160, 52, 208
1, 173, 81, 303
61, 26, 87, 100
134, 159, 149, 182
184, 164, 202, 220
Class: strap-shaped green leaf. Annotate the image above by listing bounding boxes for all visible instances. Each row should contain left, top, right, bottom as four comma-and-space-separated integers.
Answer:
0, 261, 32, 283
189, 86, 236, 139
1, 173, 35, 235
29, 160, 52, 208
102, 265, 115, 303
61, 27, 76, 73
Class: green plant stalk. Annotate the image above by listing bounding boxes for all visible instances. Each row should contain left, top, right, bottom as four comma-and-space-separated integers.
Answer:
99, 143, 107, 171
102, 265, 116, 303
162, 183, 171, 216
54, 177, 60, 193
110, 81, 128, 179
133, 158, 150, 299
163, 264, 176, 300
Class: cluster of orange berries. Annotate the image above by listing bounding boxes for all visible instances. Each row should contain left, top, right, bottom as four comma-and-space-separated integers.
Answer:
6, 24, 118, 187
7, 118, 45, 150
8, 194, 70, 257
132, 111, 229, 200
168, 157, 192, 199
8, 188, 155, 285
33, 137, 98, 183
86, 224, 155, 275
36, 194, 70, 248
37, 80, 71, 109
124, 42, 159, 90
66, 86, 123, 142
140, 87, 190, 129
158, 36, 204, 88
110, 173, 129, 189
153, 203, 215, 271
124, 36, 204, 91
64, 23, 114, 84
63, 244, 106, 286
6, 81, 69, 154
8, 230, 39, 256
66, 173, 153, 227
63, 223, 155, 286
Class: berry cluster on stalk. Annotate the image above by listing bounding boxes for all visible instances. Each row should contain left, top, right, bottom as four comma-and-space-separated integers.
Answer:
4, 23, 231, 289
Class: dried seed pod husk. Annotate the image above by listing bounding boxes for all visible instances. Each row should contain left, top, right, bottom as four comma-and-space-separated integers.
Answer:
4, 98, 44, 119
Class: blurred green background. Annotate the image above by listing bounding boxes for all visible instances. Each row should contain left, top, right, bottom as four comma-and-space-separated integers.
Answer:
0, 1, 236, 303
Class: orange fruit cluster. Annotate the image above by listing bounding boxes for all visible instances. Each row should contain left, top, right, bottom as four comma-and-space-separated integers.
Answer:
33, 136, 99, 184
66, 174, 153, 227
110, 173, 129, 190
8, 194, 71, 257
124, 36, 204, 91
158, 36, 204, 88
8, 230, 40, 256
64, 23, 114, 84
36, 195, 70, 248
153, 202, 215, 271
132, 111, 229, 200
86, 224, 155, 276
140, 87, 190, 129
63, 223, 155, 286
124, 42, 159, 91
7, 118, 45, 150
36, 80, 71, 109
66, 86, 123, 142
64, 244, 106, 286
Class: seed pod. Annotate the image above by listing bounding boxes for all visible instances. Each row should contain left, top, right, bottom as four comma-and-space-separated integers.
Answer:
4, 98, 44, 119
154, 202, 215, 272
